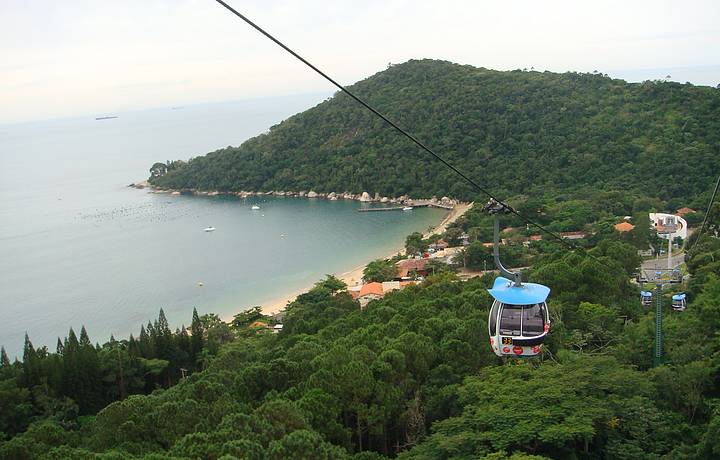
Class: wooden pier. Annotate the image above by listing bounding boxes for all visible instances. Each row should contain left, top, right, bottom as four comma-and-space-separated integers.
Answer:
358, 201, 454, 212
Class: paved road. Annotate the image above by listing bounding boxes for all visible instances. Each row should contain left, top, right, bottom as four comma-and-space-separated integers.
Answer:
642, 253, 685, 272
640, 252, 685, 282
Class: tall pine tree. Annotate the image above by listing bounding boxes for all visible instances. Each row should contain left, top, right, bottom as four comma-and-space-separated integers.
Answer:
0, 346, 10, 368
190, 307, 204, 368
78, 326, 102, 413
62, 328, 81, 403
21, 333, 40, 388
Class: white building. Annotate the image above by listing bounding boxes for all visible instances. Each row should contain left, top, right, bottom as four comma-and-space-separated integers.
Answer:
649, 213, 687, 240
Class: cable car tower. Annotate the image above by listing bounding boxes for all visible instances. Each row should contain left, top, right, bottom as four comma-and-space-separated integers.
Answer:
484, 200, 551, 357
641, 267, 683, 366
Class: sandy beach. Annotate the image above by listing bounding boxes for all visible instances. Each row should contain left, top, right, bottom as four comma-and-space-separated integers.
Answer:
222, 202, 473, 321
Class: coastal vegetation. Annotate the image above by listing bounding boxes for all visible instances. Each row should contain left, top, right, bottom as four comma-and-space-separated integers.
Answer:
363, 259, 398, 283
2, 59, 720, 458
1, 198, 718, 458
149, 59, 720, 205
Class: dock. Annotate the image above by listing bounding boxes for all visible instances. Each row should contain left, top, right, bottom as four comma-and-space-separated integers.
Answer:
358, 201, 454, 212
358, 206, 406, 212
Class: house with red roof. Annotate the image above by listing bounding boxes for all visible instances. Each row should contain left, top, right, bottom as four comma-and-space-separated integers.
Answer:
614, 222, 635, 233
395, 258, 429, 279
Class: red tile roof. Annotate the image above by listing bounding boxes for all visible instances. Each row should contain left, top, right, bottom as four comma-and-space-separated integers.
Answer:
614, 222, 635, 232
396, 259, 429, 278
359, 282, 384, 298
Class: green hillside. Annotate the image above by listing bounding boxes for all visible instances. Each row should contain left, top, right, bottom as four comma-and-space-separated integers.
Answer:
3, 230, 720, 458
151, 59, 720, 202
3, 59, 720, 459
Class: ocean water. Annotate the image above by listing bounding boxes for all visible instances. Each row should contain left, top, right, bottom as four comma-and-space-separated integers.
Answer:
0, 96, 446, 357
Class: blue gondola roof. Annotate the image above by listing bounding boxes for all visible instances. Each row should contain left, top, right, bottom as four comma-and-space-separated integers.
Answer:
488, 277, 550, 305
640, 291, 653, 297
672, 293, 686, 301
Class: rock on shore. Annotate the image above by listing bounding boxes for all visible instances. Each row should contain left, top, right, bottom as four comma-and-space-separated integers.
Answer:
130, 182, 461, 207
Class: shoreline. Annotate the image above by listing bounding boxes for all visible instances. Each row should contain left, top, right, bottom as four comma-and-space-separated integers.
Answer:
221, 201, 473, 321
128, 180, 471, 322
130, 180, 461, 210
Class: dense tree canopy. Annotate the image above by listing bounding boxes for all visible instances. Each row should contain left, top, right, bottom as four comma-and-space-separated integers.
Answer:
3, 59, 720, 458
150, 60, 720, 205
1, 226, 718, 458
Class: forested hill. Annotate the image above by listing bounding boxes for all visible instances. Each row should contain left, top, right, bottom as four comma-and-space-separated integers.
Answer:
150, 59, 720, 201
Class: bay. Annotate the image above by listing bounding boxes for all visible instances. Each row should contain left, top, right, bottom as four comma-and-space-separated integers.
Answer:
0, 95, 445, 357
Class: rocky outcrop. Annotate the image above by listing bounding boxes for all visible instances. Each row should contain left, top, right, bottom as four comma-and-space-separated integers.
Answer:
129, 180, 150, 189
132, 183, 461, 209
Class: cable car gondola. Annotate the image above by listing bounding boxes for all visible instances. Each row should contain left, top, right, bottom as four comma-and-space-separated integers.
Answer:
640, 290, 653, 306
484, 200, 551, 357
671, 293, 686, 311
488, 277, 551, 357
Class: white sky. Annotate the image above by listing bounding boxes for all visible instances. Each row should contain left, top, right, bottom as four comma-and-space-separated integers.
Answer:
1, 0, 719, 123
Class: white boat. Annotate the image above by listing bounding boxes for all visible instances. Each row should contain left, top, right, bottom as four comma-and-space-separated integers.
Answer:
251, 205, 260, 210
204, 226, 216, 232
402, 206, 413, 211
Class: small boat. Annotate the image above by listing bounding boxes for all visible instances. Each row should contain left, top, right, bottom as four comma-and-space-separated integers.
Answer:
402, 206, 413, 211
204, 226, 216, 232
251, 205, 260, 210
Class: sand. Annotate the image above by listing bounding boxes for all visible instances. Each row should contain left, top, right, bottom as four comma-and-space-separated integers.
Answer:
221, 202, 473, 321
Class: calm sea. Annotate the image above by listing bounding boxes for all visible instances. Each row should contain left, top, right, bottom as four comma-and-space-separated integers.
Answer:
0, 96, 445, 357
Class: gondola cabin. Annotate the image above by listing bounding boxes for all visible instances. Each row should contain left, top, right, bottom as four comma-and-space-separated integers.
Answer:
640, 291, 653, 306
671, 293, 687, 311
488, 277, 550, 357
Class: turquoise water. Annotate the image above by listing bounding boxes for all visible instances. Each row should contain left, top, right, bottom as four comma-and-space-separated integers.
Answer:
0, 96, 445, 357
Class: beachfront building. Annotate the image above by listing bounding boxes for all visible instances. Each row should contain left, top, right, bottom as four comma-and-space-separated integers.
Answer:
350, 280, 418, 308
428, 239, 449, 251
649, 212, 687, 240
428, 246, 464, 265
381, 281, 401, 293
395, 258, 429, 280
355, 282, 384, 308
